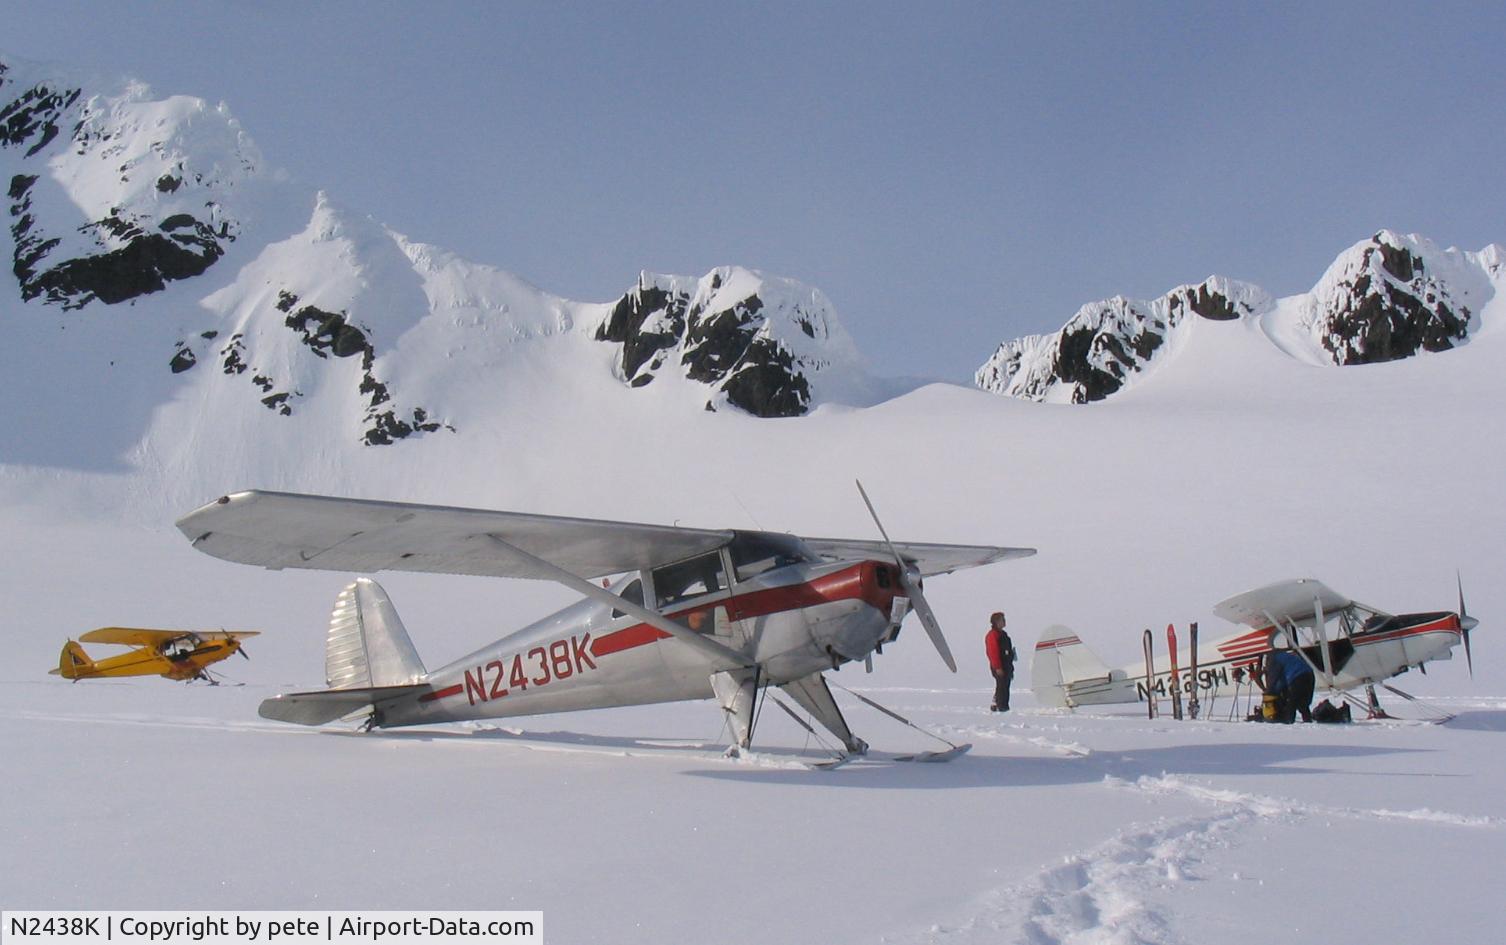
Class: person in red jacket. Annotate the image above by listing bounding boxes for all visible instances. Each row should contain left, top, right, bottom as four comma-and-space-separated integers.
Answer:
985, 611, 1017, 712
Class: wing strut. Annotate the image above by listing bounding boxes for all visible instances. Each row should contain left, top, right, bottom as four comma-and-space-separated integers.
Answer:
1313, 596, 1336, 690
482, 534, 753, 670
1263, 608, 1337, 692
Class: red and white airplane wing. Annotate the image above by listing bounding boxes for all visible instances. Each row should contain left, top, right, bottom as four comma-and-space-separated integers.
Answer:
1211, 578, 1358, 629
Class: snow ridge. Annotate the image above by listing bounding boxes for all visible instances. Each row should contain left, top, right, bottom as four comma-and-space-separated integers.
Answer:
0, 50, 885, 471
978, 232, 1506, 403
976, 277, 1273, 404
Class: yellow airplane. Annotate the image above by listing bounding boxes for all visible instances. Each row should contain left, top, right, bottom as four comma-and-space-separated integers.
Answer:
51, 627, 258, 683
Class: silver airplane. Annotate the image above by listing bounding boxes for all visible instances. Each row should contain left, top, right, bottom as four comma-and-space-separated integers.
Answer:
176, 487, 1034, 757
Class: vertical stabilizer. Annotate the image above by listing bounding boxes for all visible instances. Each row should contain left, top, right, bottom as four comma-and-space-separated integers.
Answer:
1031, 625, 1133, 708
325, 578, 426, 688
53, 640, 93, 679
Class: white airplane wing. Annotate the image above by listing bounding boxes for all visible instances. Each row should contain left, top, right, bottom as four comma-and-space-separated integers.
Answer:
1212, 578, 1355, 628
176, 491, 735, 580
800, 538, 1034, 576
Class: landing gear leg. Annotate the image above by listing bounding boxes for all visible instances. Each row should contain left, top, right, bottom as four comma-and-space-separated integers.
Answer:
1364, 685, 1391, 720
711, 668, 760, 752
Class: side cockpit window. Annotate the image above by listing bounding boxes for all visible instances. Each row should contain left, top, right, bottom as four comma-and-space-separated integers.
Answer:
652, 552, 727, 609
728, 532, 814, 582
611, 578, 645, 619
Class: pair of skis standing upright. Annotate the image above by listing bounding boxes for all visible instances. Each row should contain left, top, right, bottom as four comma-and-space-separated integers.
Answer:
1142, 622, 1200, 720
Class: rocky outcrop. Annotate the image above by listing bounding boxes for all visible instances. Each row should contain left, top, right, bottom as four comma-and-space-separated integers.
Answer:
976, 277, 1271, 403
169, 290, 451, 445
1, 61, 237, 309
978, 233, 1502, 403
595, 267, 858, 418
1310, 231, 1473, 365
1, 53, 878, 456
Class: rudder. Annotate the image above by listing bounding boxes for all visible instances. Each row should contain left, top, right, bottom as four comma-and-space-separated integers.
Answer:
53, 640, 93, 679
325, 578, 426, 688
1031, 625, 1132, 708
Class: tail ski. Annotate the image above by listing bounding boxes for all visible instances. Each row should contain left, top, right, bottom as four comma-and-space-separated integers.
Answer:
1031, 625, 1136, 708
259, 578, 429, 725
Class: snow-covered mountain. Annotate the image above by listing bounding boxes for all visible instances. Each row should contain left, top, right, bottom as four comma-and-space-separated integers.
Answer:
977, 231, 1506, 403
0, 53, 884, 464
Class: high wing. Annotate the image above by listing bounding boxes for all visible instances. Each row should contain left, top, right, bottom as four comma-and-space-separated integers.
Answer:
78, 627, 188, 647
801, 538, 1034, 576
1213, 579, 1359, 629
176, 491, 734, 580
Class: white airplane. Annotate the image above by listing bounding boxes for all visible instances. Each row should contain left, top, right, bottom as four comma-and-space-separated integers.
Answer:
176, 486, 1033, 759
1031, 578, 1478, 718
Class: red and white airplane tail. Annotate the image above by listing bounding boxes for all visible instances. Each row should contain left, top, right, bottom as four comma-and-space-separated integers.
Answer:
1030, 625, 1138, 708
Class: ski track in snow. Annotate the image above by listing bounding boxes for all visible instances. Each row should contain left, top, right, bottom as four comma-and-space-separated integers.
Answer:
907, 771, 1500, 945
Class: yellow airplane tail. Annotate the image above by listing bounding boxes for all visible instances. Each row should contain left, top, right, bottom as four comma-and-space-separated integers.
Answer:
54, 640, 93, 679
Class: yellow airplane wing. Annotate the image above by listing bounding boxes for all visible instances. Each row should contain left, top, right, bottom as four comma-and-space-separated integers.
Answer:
78, 627, 184, 646
78, 627, 259, 646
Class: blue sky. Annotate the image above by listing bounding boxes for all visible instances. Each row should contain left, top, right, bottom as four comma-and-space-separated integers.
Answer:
9, 1, 1504, 380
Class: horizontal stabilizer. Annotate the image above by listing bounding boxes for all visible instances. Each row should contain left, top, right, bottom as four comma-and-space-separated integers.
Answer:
258, 684, 429, 726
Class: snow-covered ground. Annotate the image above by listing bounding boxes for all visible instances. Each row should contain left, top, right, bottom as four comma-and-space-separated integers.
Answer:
5, 290, 1506, 941
6, 677, 1503, 945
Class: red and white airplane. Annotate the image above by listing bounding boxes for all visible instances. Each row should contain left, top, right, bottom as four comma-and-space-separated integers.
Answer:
177, 486, 1033, 758
1031, 578, 1479, 717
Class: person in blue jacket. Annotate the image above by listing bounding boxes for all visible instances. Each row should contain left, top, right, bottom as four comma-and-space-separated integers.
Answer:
1265, 649, 1316, 723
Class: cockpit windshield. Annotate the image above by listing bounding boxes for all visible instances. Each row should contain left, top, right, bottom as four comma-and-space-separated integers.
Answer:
727, 531, 815, 582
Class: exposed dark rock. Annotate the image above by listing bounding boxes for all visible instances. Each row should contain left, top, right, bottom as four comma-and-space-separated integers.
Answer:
282, 300, 371, 361
0, 81, 81, 157
362, 407, 446, 446
1378, 238, 1419, 282
261, 392, 292, 415
2, 75, 230, 309
597, 278, 813, 417
1318, 236, 1468, 365
682, 299, 763, 383
595, 283, 688, 381
721, 338, 811, 417
273, 290, 450, 445
220, 335, 248, 375
8, 174, 59, 290
19, 221, 225, 308
1189, 285, 1238, 320
169, 344, 197, 373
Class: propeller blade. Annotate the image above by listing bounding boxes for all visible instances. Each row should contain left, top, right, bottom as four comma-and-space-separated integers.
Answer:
1457, 571, 1475, 678
907, 578, 958, 672
855, 480, 957, 673
238, 646, 250, 660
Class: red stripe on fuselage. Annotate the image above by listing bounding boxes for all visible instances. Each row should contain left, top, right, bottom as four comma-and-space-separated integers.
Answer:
591, 623, 672, 657
420, 684, 463, 702
1355, 615, 1460, 645
589, 562, 894, 659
